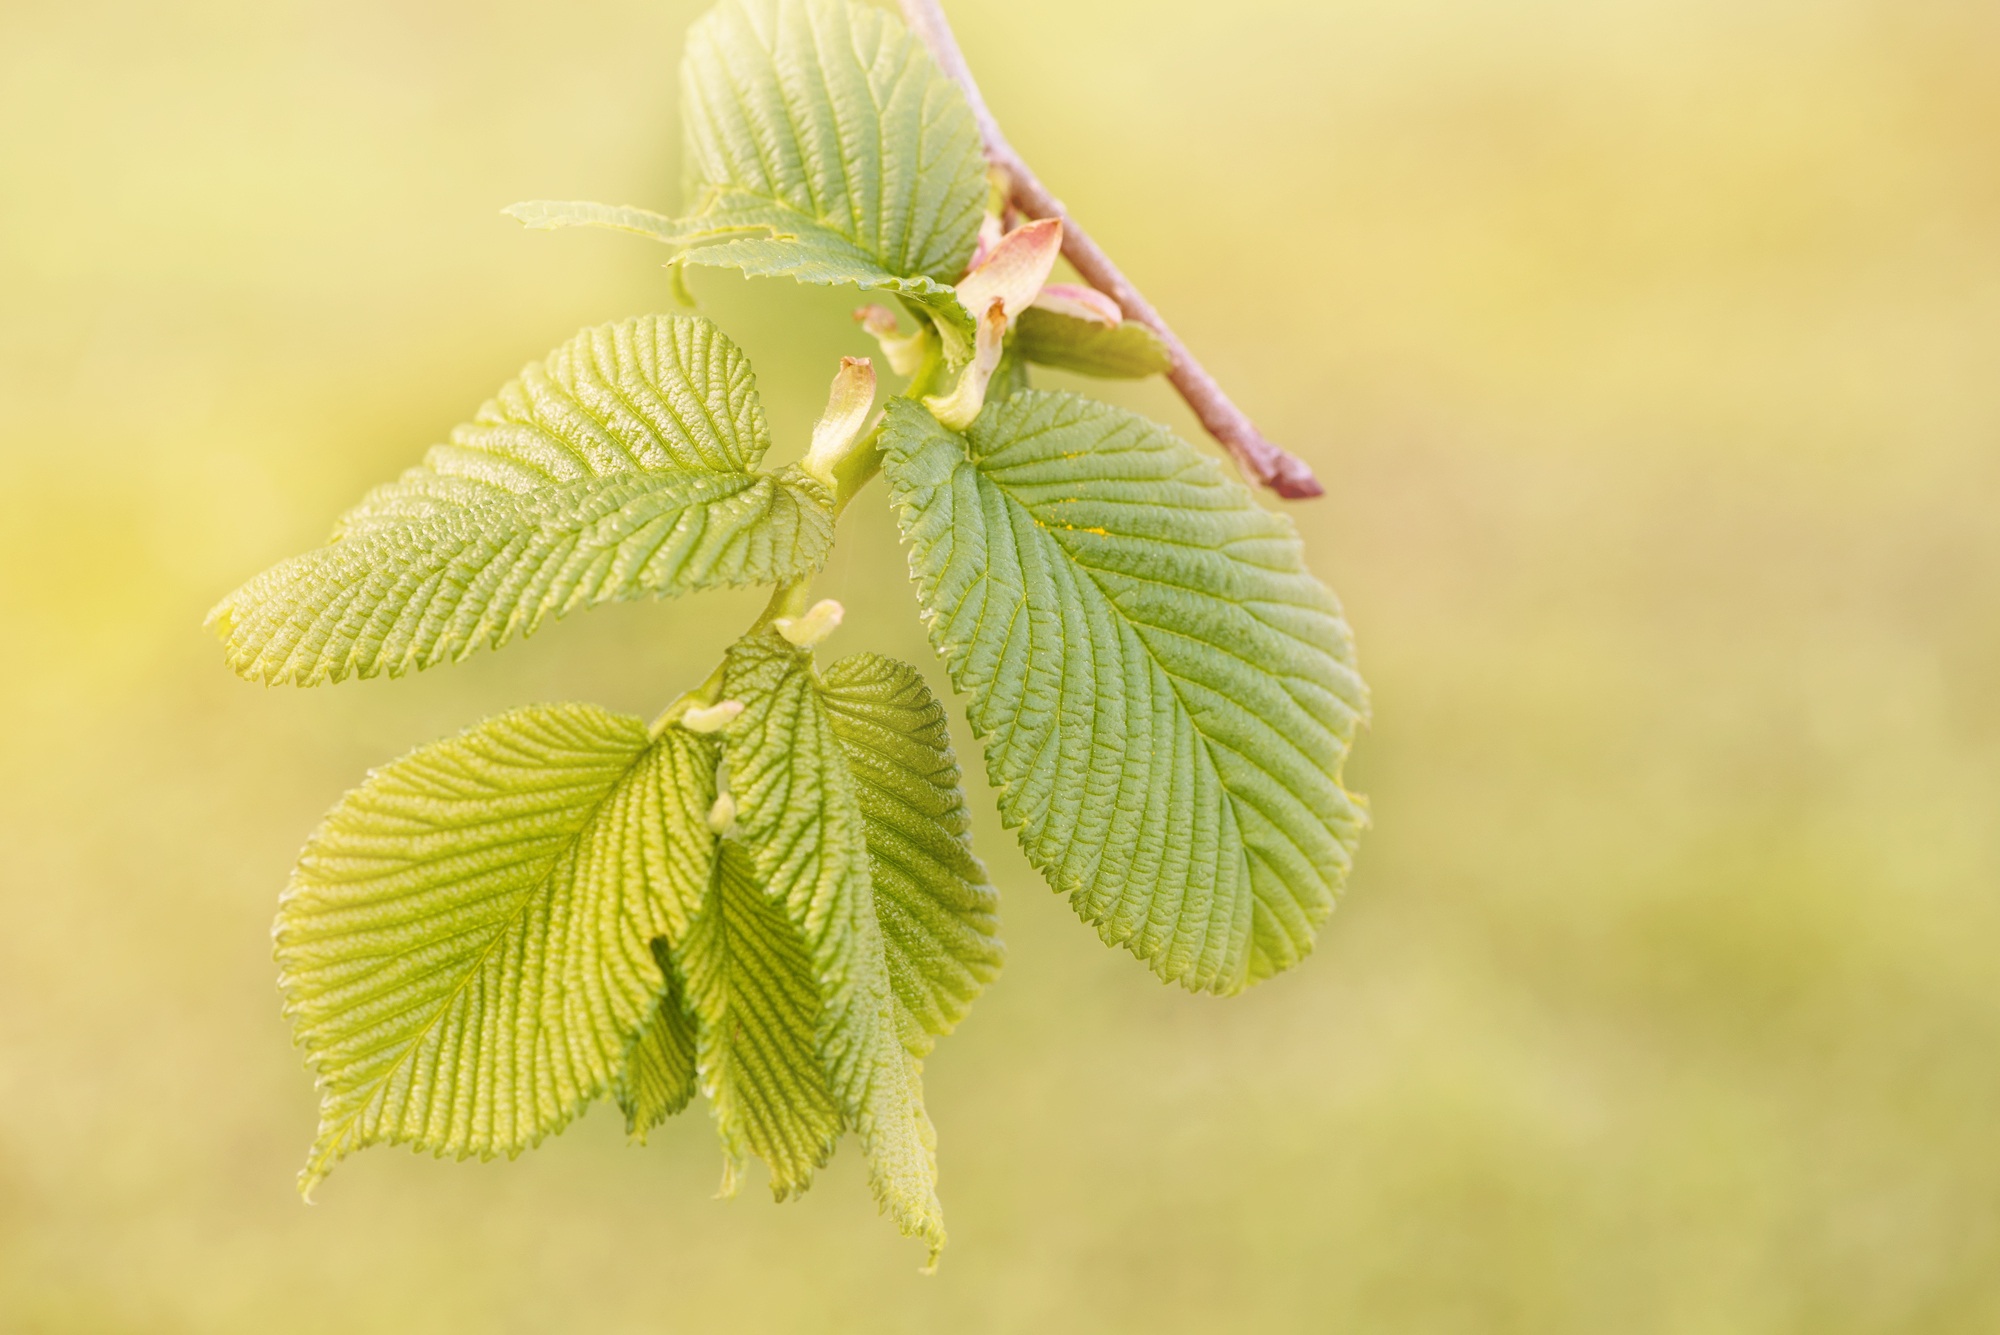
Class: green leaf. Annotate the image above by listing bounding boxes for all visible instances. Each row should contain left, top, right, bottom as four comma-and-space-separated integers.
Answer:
614, 942, 701, 1141
276, 707, 718, 1190
677, 840, 845, 1197
878, 392, 1369, 995
682, 0, 987, 283
820, 654, 1002, 1056
209, 316, 833, 685
723, 631, 946, 1258
503, 199, 764, 247
507, 1, 988, 349
1014, 306, 1173, 379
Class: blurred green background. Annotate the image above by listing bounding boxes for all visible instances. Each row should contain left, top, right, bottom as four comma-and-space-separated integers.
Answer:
4, 0, 1998, 1329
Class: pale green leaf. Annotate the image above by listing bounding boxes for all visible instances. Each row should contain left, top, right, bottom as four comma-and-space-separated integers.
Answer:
722, 631, 945, 1257
677, 840, 844, 1197
615, 941, 701, 1141
1014, 306, 1173, 379
505, 1, 987, 347
676, 0, 986, 336
276, 707, 717, 1189
879, 392, 1369, 994
820, 653, 1002, 1056
681, 0, 986, 280
210, 316, 833, 685
502, 199, 764, 246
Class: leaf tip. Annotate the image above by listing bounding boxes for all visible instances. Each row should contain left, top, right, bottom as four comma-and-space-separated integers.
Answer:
802, 358, 878, 486
955, 218, 1063, 325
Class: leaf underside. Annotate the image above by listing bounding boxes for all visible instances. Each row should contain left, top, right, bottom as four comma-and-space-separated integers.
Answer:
723, 632, 945, 1256
615, 941, 702, 1140
1013, 307, 1173, 380
276, 706, 716, 1189
879, 391, 1369, 994
210, 315, 833, 685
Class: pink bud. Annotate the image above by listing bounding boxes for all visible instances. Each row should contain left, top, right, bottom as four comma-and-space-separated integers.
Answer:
955, 218, 1064, 328
1031, 282, 1123, 327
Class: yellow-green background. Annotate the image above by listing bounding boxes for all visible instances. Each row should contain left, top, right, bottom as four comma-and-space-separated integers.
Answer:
4, 0, 1997, 1329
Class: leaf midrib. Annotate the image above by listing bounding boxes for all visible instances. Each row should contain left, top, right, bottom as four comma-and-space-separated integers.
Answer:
307, 737, 656, 1164
967, 450, 1329, 930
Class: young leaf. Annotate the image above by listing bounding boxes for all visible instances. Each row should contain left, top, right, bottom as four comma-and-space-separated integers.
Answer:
722, 632, 946, 1258
1014, 306, 1173, 380
276, 707, 718, 1190
503, 199, 764, 246
820, 653, 1002, 1055
677, 840, 845, 1197
210, 316, 833, 685
878, 392, 1369, 995
676, 0, 987, 338
614, 942, 701, 1141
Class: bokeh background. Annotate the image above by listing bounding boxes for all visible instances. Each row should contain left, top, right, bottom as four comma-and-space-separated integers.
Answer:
4, 0, 1998, 1329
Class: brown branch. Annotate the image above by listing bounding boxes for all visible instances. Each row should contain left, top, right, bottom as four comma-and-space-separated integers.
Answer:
897, 0, 1323, 500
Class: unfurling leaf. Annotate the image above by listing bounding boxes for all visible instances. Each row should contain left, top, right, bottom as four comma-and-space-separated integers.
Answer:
210, 316, 832, 685
276, 707, 717, 1190
1014, 305, 1173, 379
924, 299, 1009, 429
820, 654, 1002, 1055
801, 358, 877, 489
722, 631, 946, 1259
880, 392, 1369, 994
954, 218, 1064, 329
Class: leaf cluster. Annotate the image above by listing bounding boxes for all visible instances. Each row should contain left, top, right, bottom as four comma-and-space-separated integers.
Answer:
211, 0, 1366, 1262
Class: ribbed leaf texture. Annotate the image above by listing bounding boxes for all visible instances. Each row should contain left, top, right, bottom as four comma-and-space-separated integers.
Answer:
820, 653, 1002, 1056
1013, 307, 1173, 380
678, 840, 845, 1196
507, 0, 987, 344
722, 631, 946, 1259
679, 0, 984, 327
614, 941, 701, 1140
209, 316, 832, 685
879, 392, 1370, 994
276, 707, 717, 1190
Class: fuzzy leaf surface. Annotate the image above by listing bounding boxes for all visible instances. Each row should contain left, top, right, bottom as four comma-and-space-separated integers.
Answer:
211, 316, 832, 685
1014, 307, 1173, 379
879, 392, 1369, 994
820, 654, 1002, 1055
276, 708, 717, 1189
723, 632, 945, 1257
